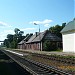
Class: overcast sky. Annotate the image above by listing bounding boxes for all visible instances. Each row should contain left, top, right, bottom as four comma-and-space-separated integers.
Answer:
0, 0, 74, 44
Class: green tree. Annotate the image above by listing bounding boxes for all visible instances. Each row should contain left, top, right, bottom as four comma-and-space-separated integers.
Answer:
7, 34, 13, 43
4, 39, 9, 48
13, 28, 24, 48
4, 28, 25, 49
49, 23, 66, 38
14, 28, 20, 35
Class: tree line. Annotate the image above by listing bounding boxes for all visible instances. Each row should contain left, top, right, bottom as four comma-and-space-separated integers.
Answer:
4, 28, 25, 48
3, 23, 66, 49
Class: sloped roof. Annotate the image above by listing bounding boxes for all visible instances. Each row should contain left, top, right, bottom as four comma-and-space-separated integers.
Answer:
18, 40, 25, 45
44, 32, 61, 41
26, 31, 46, 43
18, 34, 33, 45
61, 19, 75, 33
26, 30, 61, 43
31, 31, 46, 42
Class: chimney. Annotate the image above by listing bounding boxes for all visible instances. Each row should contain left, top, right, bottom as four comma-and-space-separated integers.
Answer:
35, 32, 39, 37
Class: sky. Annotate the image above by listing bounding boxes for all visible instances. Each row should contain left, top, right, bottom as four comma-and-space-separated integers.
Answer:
0, 0, 74, 44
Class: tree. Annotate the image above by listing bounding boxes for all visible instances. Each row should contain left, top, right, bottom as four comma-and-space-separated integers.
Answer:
13, 28, 24, 48
4, 28, 25, 49
7, 34, 13, 42
4, 39, 9, 48
19, 31, 24, 36
62, 23, 66, 28
14, 28, 20, 35
14, 28, 24, 40
49, 23, 66, 38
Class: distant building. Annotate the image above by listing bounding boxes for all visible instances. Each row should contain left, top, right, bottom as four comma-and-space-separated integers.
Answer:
61, 19, 75, 53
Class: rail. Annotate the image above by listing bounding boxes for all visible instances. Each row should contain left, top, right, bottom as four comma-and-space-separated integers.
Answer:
1, 49, 72, 75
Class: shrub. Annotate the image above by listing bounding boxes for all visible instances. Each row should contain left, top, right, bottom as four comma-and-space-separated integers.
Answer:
43, 40, 57, 51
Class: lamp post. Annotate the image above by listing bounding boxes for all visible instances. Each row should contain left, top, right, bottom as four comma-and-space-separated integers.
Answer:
34, 23, 41, 51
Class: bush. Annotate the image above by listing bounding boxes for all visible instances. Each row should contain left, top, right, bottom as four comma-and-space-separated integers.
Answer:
43, 40, 57, 51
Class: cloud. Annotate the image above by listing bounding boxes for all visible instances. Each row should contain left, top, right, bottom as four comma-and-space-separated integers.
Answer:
29, 19, 53, 27
0, 21, 11, 27
29, 19, 52, 24
42, 19, 52, 24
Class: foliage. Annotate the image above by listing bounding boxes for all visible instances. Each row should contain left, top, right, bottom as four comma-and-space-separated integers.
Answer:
43, 40, 57, 51
4, 39, 9, 48
45, 23, 66, 51
4, 28, 25, 49
49, 23, 66, 38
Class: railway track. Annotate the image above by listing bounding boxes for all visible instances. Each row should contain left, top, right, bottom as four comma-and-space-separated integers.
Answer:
8, 50, 75, 65
32, 53, 75, 65
1, 50, 72, 75
13, 50, 75, 65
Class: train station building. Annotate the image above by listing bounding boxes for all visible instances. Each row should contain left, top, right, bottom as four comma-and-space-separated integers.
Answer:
18, 30, 62, 51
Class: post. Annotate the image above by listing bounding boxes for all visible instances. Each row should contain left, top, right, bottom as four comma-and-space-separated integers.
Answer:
39, 24, 41, 51
34, 23, 41, 51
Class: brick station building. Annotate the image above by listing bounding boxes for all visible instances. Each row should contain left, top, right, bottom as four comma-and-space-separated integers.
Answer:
18, 30, 62, 51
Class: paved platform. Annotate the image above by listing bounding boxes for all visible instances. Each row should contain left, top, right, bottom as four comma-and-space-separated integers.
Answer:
13, 49, 75, 56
